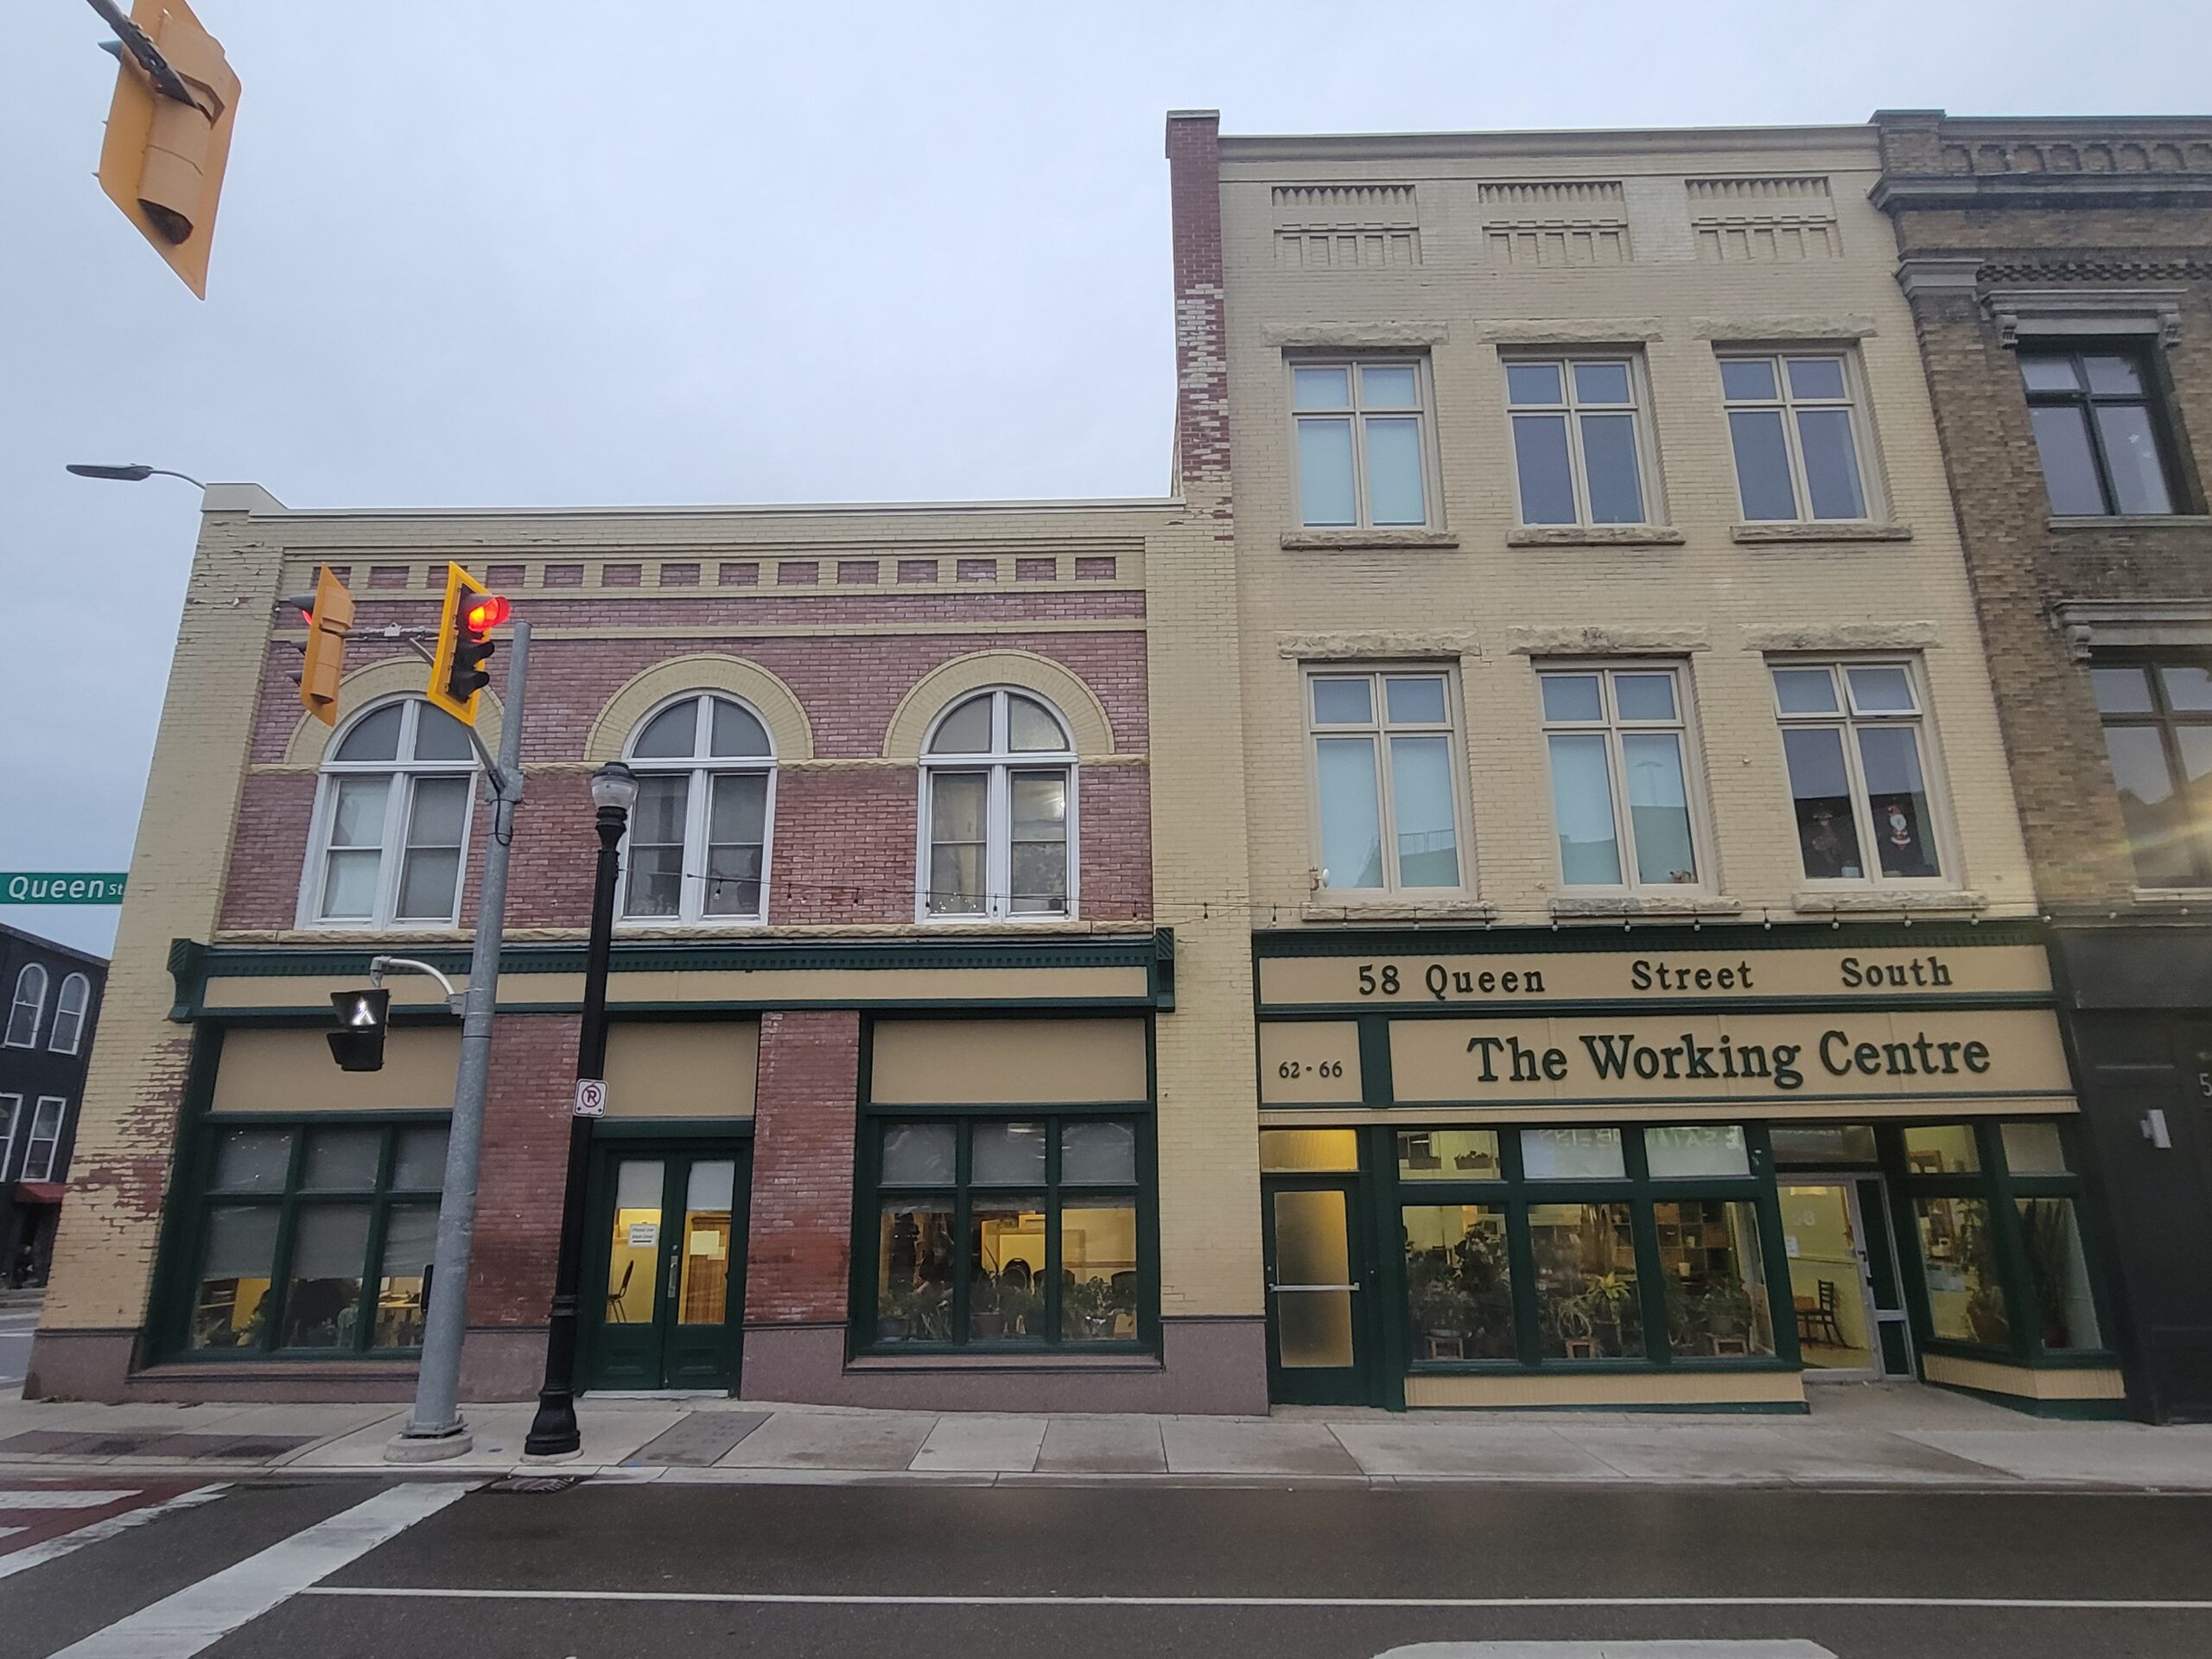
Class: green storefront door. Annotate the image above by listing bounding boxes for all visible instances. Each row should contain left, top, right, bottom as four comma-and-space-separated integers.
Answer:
582, 1141, 750, 1392
1262, 1174, 1374, 1404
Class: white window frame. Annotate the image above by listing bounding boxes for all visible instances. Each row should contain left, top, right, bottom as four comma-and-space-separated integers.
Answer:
22, 1096, 65, 1182
1503, 353, 1662, 528
616, 692, 778, 928
297, 697, 480, 931
915, 688, 1079, 924
1537, 663, 1713, 893
1769, 657, 1958, 889
1303, 664, 1471, 896
1719, 350, 1884, 524
48, 972, 92, 1056
1287, 355, 1439, 529
5, 964, 47, 1049
0, 1096, 19, 1182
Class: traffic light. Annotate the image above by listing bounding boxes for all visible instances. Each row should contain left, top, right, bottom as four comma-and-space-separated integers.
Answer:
426, 563, 510, 726
92, 0, 240, 300
327, 987, 390, 1073
279, 566, 355, 728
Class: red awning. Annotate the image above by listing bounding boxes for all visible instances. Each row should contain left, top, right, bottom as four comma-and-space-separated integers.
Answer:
14, 1183, 64, 1205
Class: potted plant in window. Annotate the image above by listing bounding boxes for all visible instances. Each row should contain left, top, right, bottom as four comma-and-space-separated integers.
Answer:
2015, 1199, 2077, 1350
969, 1276, 1006, 1339
1957, 1206, 2011, 1346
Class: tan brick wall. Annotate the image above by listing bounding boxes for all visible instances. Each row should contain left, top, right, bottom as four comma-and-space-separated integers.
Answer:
41, 498, 289, 1332
1211, 127, 2036, 925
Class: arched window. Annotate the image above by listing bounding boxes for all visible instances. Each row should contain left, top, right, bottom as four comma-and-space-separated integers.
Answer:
303, 698, 478, 927
48, 973, 92, 1056
918, 689, 1076, 920
4, 964, 47, 1048
621, 694, 774, 923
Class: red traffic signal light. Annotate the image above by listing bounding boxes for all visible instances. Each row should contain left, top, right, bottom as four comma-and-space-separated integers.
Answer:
425, 563, 505, 727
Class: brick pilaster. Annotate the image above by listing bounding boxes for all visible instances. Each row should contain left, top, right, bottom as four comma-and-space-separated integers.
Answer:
743, 1009, 860, 1325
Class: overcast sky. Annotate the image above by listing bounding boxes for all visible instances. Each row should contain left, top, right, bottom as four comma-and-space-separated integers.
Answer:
3, 1, 2208, 957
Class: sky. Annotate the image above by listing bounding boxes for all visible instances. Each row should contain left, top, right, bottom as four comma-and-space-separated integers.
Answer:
3, 0, 2208, 957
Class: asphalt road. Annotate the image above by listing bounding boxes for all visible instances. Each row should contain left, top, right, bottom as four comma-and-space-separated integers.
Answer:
4, 1478, 2211, 1657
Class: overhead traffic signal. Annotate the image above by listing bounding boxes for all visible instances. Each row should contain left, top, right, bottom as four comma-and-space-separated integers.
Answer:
327, 987, 390, 1073
92, 0, 240, 299
280, 566, 355, 728
426, 563, 510, 726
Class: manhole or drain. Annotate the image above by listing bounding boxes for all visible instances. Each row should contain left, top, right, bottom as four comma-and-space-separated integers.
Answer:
483, 1475, 584, 1494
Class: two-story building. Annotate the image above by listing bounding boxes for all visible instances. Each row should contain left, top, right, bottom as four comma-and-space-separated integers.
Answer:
1166, 111, 2120, 1414
1872, 112, 2212, 1421
28, 493, 1271, 1412
0, 925, 106, 1289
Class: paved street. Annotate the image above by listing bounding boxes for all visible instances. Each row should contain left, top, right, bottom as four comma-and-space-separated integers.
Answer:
0, 1477, 2208, 1656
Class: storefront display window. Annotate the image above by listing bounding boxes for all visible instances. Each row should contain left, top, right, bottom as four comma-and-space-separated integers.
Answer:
1531, 1202, 1643, 1358
866, 1114, 1148, 1351
1914, 1195, 2006, 1344
1389, 1121, 1787, 1375
1402, 1204, 1515, 1358
2015, 1197, 2102, 1351
1655, 1199, 1775, 1357
1898, 1119, 2113, 1363
181, 1119, 446, 1355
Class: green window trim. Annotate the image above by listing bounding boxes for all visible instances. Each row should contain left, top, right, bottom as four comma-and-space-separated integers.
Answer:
1388, 1123, 1798, 1376
162, 1110, 451, 1363
1890, 1118, 2118, 1368
851, 1109, 1160, 1357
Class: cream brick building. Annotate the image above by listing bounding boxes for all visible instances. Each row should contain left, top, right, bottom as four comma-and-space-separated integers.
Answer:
1168, 112, 2121, 1413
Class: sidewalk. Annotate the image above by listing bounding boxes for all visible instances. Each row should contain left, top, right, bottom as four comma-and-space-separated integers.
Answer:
3, 1383, 2210, 1489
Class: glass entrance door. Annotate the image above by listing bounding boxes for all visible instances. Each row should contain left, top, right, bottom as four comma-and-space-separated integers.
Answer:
1779, 1180, 1883, 1379
583, 1144, 749, 1392
1262, 1177, 1370, 1404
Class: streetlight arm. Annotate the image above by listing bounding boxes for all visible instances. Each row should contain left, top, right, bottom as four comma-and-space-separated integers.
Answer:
368, 956, 467, 1016
64, 463, 207, 487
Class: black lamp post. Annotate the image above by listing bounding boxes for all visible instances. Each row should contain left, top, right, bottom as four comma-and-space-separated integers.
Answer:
525, 760, 636, 1458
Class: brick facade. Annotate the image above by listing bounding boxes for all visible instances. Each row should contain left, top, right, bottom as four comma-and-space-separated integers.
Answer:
744, 1009, 861, 1325
1872, 112, 2212, 912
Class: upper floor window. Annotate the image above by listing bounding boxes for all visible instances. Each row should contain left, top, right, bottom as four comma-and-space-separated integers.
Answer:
1772, 661, 1946, 883
1507, 358, 1651, 526
305, 698, 477, 928
621, 694, 774, 924
0, 1096, 18, 1179
1539, 667, 1703, 889
48, 973, 91, 1055
5, 964, 47, 1048
22, 1097, 65, 1182
1721, 353, 1872, 522
1308, 669, 1464, 893
1291, 359, 1433, 528
2092, 660, 2212, 887
920, 690, 1074, 921
2023, 349, 2179, 517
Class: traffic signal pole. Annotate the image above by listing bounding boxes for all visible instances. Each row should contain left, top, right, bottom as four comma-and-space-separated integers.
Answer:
388, 620, 531, 1464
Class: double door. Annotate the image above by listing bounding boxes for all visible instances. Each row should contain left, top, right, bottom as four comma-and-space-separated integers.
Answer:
582, 1141, 749, 1392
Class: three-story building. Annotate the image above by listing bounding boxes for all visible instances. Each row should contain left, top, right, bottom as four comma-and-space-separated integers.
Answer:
1168, 111, 2118, 1414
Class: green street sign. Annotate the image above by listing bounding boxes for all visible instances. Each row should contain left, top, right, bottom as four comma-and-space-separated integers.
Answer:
0, 873, 127, 905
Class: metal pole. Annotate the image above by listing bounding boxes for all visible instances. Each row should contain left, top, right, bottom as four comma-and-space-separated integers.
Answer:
388, 620, 529, 1462
524, 791, 626, 1458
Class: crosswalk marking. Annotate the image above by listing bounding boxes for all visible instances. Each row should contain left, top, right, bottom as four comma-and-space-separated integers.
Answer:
0, 1485, 227, 1581
0, 1489, 143, 1510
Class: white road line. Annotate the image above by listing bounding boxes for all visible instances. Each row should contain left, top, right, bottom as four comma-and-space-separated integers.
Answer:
298, 1586, 2212, 1611
49, 1482, 473, 1658
1376, 1647, 1835, 1658
0, 1489, 143, 1510
0, 1487, 228, 1582
0, 1527, 22, 1540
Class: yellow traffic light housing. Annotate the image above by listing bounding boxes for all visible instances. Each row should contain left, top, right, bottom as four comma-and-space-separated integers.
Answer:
93, 0, 240, 299
427, 563, 509, 727
280, 566, 355, 728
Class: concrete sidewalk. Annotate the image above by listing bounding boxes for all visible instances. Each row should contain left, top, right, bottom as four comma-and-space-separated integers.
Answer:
3, 1383, 2210, 1489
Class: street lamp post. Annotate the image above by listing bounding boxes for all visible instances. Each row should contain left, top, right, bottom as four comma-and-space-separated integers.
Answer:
525, 760, 637, 1458
64, 462, 207, 486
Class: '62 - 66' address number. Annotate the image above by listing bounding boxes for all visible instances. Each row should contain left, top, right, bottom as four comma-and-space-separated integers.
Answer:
1276, 1059, 1345, 1079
